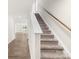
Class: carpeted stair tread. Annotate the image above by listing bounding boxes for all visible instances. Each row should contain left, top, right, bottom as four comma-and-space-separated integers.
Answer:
41, 34, 54, 39
41, 44, 64, 50
41, 51, 70, 59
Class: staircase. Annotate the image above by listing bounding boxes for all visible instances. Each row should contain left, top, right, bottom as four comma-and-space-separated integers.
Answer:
35, 13, 70, 59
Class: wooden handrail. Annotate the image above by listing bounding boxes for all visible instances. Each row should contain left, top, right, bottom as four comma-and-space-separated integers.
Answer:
43, 8, 71, 31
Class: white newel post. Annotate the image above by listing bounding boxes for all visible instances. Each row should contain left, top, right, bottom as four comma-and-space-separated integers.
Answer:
35, 33, 41, 59
32, 0, 38, 13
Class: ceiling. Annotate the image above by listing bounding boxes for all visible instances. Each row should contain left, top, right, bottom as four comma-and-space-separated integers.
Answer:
8, 0, 33, 16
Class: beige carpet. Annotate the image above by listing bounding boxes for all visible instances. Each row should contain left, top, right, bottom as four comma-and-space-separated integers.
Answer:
8, 33, 30, 59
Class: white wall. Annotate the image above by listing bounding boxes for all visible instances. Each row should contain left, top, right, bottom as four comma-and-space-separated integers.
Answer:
15, 23, 28, 33
8, 0, 33, 19
13, 16, 28, 33
8, 16, 29, 43
8, 17, 15, 43
38, 0, 71, 28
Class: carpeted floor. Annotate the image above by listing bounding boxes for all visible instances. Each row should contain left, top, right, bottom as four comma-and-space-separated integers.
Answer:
8, 33, 30, 59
